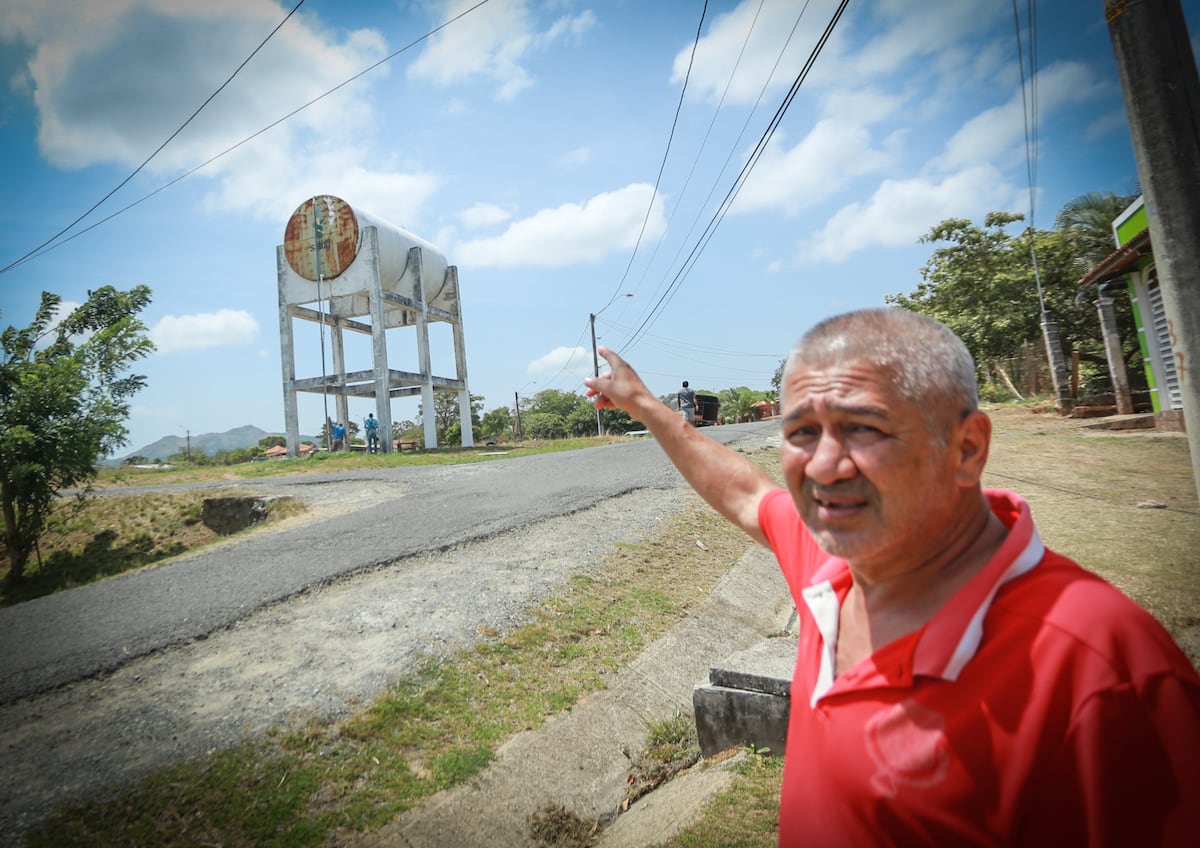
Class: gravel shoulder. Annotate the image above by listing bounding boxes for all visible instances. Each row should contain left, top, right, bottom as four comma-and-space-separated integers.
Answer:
0, 479, 699, 842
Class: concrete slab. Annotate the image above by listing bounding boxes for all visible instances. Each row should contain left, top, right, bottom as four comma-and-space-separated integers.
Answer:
708, 635, 796, 697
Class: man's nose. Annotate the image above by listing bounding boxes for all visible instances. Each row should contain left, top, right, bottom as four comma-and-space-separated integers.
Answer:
806, 432, 854, 483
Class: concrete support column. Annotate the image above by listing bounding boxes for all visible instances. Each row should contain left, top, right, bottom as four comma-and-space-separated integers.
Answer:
1106, 0, 1200, 496
1041, 313, 1074, 413
277, 246, 300, 456
1096, 294, 1135, 414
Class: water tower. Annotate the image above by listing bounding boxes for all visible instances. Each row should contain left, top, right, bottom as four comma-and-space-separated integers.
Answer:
276, 195, 473, 455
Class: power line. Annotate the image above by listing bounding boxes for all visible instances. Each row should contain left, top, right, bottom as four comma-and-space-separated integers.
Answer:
1, 0, 493, 276
0, 0, 306, 276
603, 0, 710, 307
622, 0, 850, 353
618, 0, 812, 350
1012, 0, 1045, 309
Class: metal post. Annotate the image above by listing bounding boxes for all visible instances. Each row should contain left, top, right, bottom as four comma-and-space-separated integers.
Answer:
590, 312, 602, 436
1106, 0, 1200, 498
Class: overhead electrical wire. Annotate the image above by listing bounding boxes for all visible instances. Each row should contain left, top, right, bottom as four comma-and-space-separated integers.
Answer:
618, 0, 811, 350
1, 0, 493, 276
0, 0, 307, 276
621, 0, 851, 354
617, 0, 770, 322
1012, 0, 1046, 311
600, 0, 710, 310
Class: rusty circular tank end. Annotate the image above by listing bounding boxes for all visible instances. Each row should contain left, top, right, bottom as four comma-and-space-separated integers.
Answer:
282, 195, 360, 281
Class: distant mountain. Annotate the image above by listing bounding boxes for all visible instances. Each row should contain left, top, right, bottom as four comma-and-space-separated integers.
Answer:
125, 425, 277, 462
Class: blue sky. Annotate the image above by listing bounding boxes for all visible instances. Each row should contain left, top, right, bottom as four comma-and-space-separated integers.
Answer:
2, 0, 1198, 455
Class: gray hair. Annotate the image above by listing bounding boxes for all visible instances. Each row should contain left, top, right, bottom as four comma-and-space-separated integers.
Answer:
786, 308, 978, 431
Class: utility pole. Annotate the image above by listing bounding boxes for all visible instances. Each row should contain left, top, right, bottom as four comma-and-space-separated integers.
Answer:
1105, 0, 1200, 499
590, 312, 603, 436
514, 390, 522, 441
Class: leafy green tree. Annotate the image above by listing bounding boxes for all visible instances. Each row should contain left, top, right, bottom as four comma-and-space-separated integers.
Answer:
524, 412, 567, 440
527, 389, 584, 420
417, 391, 483, 446
1, 287, 154, 584
600, 407, 638, 434
771, 358, 787, 395
258, 435, 286, 449
1055, 192, 1139, 273
478, 406, 513, 439
887, 211, 1142, 399
565, 402, 600, 437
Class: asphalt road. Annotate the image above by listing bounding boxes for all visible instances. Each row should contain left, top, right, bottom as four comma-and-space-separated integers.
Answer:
0, 423, 776, 705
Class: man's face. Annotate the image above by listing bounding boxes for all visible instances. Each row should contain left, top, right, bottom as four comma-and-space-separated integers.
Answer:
779, 358, 964, 577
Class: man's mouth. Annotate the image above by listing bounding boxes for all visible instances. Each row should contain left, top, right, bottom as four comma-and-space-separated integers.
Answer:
810, 490, 868, 516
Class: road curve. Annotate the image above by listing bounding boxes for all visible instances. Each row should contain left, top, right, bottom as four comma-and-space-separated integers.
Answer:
0, 423, 777, 704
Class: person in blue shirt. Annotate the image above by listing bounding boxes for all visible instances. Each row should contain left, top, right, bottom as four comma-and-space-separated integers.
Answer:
330, 419, 346, 452
364, 412, 380, 453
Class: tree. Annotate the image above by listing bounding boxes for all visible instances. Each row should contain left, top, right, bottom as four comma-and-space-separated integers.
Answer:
887, 211, 1142, 399
1055, 192, 1139, 273
417, 391, 483, 446
478, 406, 513, 440
1, 287, 154, 584
258, 435, 286, 449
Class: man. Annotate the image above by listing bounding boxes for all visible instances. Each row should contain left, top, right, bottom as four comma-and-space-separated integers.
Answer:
585, 308, 1200, 846
677, 380, 697, 423
364, 412, 380, 454
330, 420, 345, 452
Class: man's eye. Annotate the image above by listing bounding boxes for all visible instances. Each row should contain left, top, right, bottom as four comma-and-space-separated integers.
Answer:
787, 426, 819, 442
848, 423, 883, 436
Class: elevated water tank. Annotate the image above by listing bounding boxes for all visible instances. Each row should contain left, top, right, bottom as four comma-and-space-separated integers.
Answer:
281, 195, 451, 305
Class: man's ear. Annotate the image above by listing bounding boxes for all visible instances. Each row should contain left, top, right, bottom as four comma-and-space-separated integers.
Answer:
954, 410, 992, 488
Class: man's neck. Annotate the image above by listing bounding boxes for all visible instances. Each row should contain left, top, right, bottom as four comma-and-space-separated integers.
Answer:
839, 497, 1008, 667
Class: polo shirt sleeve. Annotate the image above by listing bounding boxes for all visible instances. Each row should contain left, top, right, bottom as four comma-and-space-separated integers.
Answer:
757, 488, 824, 597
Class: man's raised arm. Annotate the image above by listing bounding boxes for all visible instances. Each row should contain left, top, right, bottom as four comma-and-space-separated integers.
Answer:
585, 346, 776, 547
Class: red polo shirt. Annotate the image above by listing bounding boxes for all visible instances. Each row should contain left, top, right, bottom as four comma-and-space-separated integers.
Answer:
759, 487, 1200, 847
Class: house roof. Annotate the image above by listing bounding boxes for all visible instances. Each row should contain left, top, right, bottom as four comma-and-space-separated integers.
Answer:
1076, 228, 1152, 288
263, 445, 288, 457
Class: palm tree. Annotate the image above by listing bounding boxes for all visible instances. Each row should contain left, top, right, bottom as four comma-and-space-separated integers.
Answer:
1055, 191, 1139, 272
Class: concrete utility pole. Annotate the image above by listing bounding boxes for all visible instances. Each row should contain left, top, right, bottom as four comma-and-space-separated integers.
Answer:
1105, 0, 1200, 499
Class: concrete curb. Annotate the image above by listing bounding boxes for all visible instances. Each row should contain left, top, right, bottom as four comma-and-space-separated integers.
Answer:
349, 544, 793, 848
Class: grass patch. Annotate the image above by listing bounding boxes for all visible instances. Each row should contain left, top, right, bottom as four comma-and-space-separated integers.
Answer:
668, 750, 785, 848
22, 492, 755, 846
0, 492, 304, 607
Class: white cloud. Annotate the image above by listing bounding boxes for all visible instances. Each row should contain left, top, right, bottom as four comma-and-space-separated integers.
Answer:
150, 309, 259, 354
408, 0, 535, 100
455, 184, 664, 268
674, 0, 851, 104
937, 62, 1107, 172
732, 121, 891, 216
528, 345, 590, 377
0, 0, 452, 226
407, 2, 594, 101
459, 202, 512, 228
800, 165, 1021, 263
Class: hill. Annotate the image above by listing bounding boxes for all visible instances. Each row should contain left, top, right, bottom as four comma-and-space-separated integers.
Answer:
126, 425, 279, 461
